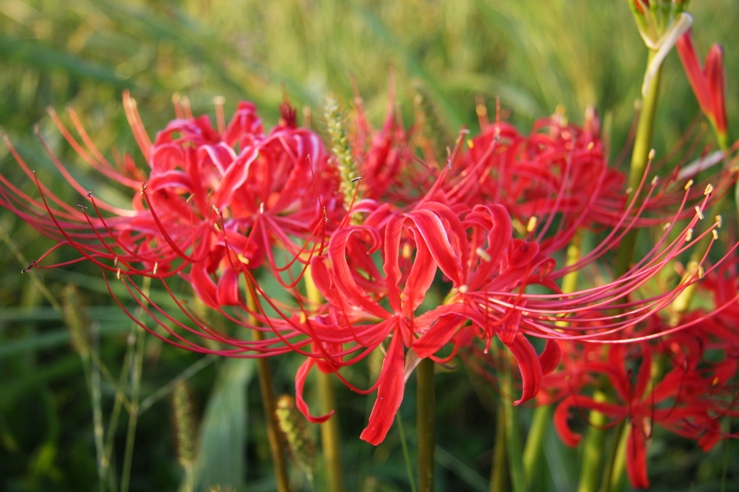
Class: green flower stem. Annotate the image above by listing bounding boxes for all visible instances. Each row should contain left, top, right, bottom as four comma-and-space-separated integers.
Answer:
317, 370, 344, 492
576, 391, 610, 492
579, 51, 663, 492
247, 292, 291, 492
502, 359, 525, 492
490, 402, 508, 492
606, 421, 629, 492
417, 357, 436, 492
305, 267, 345, 492
615, 50, 663, 278
523, 404, 552, 486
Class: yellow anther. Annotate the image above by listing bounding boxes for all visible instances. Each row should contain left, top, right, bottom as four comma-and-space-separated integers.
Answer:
467, 139, 474, 149
704, 183, 714, 195
475, 247, 491, 262
662, 222, 671, 231
116, 268, 122, 280
237, 253, 250, 265
526, 216, 538, 233
651, 175, 659, 186
684, 179, 694, 190
715, 215, 723, 228
648, 149, 656, 160
712, 229, 719, 240
458, 285, 469, 294
685, 229, 693, 242
114, 257, 119, 268
587, 141, 594, 150
694, 206, 704, 220
153, 262, 159, 275
625, 187, 633, 195
402, 243, 413, 260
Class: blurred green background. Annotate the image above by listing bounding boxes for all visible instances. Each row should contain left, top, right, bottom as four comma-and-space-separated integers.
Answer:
1, 1, 738, 491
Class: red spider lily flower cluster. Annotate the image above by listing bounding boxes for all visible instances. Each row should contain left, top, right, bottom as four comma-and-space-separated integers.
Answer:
1, 90, 737, 448
464, 258, 739, 488
1, 93, 342, 355
544, 257, 739, 489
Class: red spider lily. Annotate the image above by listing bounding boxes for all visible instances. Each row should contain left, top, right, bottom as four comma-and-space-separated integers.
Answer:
553, 342, 723, 489
0, 93, 342, 355
298, 200, 563, 444
676, 30, 729, 143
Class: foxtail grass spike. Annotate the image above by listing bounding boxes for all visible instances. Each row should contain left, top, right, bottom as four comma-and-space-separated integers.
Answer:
171, 382, 197, 469
324, 95, 359, 209
413, 83, 451, 163
61, 284, 90, 357
276, 395, 317, 480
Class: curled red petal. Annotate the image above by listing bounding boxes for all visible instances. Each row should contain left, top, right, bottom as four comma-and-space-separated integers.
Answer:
295, 358, 334, 424
222, 101, 264, 147
383, 214, 404, 313
539, 339, 562, 376
505, 332, 542, 405
407, 208, 465, 287
216, 266, 241, 306
412, 312, 466, 358
553, 395, 584, 447
189, 263, 219, 309
401, 236, 436, 318
360, 330, 406, 445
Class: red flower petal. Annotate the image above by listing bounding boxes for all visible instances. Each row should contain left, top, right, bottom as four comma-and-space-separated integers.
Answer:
216, 266, 241, 306
504, 332, 543, 405
705, 44, 728, 134
412, 312, 466, 358
189, 263, 219, 309
539, 339, 562, 376
295, 358, 334, 424
626, 423, 650, 489
360, 330, 406, 445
